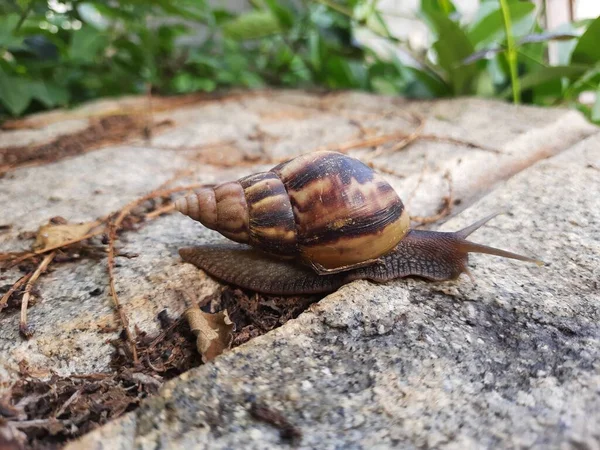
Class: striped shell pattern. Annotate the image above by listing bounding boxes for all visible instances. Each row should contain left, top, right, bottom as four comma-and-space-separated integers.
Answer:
175, 151, 410, 272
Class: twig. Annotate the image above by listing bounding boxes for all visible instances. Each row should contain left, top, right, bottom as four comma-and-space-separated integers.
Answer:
112, 184, 207, 230
405, 155, 429, 209
324, 132, 411, 154
364, 113, 426, 161
144, 316, 184, 354
370, 165, 406, 177
144, 203, 175, 220
418, 134, 503, 154
0, 183, 206, 268
145, 354, 167, 372
0, 272, 33, 311
70, 373, 111, 380
106, 221, 138, 364
102, 183, 207, 364
20, 251, 56, 338
411, 172, 454, 226
0, 229, 101, 269
153, 140, 237, 154
54, 388, 82, 418
9, 418, 69, 429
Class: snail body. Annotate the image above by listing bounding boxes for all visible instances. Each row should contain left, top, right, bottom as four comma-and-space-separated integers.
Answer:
176, 151, 540, 295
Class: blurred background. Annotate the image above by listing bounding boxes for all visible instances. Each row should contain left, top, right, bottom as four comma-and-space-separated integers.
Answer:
0, 0, 598, 123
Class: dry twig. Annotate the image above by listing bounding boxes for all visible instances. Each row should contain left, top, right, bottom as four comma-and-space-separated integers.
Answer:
419, 134, 502, 154
102, 181, 207, 363
411, 172, 455, 226
106, 222, 138, 363
144, 203, 175, 220
20, 251, 56, 338
364, 113, 426, 161
54, 388, 82, 419
405, 155, 430, 209
0, 272, 33, 311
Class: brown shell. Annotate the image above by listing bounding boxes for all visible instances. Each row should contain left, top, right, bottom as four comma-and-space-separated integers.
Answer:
175, 151, 410, 272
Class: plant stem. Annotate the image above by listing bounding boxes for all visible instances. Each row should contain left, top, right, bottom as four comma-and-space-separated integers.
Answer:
15, 1, 33, 33
499, 0, 521, 104
440, 0, 452, 15
312, 0, 353, 18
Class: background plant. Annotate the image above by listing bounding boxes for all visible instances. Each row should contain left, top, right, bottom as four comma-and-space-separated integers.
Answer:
0, 0, 598, 123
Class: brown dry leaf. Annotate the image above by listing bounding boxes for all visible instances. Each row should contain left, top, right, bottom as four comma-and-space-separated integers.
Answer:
32, 220, 96, 252
184, 305, 234, 363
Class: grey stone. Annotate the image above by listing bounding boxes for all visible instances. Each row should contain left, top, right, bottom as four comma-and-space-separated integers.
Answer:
0, 91, 598, 448
68, 129, 600, 448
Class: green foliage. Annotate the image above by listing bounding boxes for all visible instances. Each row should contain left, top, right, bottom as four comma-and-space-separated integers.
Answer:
0, 0, 598, 123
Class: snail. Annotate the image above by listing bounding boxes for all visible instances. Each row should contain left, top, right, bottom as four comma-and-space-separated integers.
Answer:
175, 151, 541, 295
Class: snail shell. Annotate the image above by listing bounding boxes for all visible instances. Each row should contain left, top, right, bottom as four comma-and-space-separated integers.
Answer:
176, 151, 410, 273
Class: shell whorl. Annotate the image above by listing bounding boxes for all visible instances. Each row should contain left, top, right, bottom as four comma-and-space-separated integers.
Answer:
271, 151, 410, 269
176, 151, 410, 271
175, 183, 250, 244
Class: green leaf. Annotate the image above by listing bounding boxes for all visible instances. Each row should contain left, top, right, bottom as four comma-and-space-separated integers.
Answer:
29, 81, 69, 107
562, 65, 600, 100
500, 65, 589, 98
403, 67, 451, 99
324, 56, 366, 89
240, 72, 265, 88
263, 0, 294, 29
69, 26, 109, 63
172, 73, 217, 93
474, 70, 494, 97
187, 52, 221, 69
152, 0, 211, 23
212, 8, 236, 25
308, 29, 322, 71
571, 16, 600, 66
428, 12, 478, 94
222, 11, 281, 40
371, 77, 399, 95
420, 0, 457, 29
16, 0, 31, 9
591, 87, 600, 123
0, 69, 32, 115
468, 2, 535, 48
0, 14, 24, 48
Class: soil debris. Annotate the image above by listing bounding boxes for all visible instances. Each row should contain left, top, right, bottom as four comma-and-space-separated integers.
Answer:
1, 310, 200, 449
0, 115, 148, 174
1, 286, 318, 448
210, 288, 321, 348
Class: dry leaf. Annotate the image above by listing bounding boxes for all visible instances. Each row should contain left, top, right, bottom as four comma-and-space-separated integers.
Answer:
32, 220, 96, 252
184, 305, 234, 362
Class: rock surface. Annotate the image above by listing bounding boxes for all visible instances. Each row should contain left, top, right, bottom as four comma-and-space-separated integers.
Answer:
68, 132, 600, 449
0, 90, 598, 448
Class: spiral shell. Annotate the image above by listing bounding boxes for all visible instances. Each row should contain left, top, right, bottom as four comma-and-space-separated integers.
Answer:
175, 151, 410, 272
